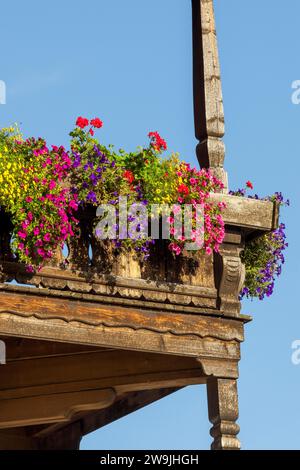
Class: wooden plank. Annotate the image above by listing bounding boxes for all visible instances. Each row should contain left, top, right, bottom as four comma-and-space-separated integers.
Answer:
1, 336, 106, 361
0, 312, 242, 360
0, 289, 245, 342
82, 389, 179, 436
0, 389, 116, 429
2, 261, 218, 312
209, 194, 279, 231
33, 389, 179, 438
0, 349, 205, 398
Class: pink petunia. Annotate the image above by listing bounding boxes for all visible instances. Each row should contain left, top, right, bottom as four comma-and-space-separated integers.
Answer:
18, 231, 27, 239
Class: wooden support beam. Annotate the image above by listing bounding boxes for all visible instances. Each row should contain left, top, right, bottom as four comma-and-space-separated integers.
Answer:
0, 349, 203, 400
207, 377, 240, 450
80, 388, 180, 437
35, 388, 179, 440
0, 347, 205, 429
36, 421, 83, 450
0, 389, 116, 429
209, 194, 279, 232
0, 289, 245, 359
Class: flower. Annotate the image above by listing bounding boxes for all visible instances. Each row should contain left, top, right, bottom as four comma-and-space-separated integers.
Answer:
43, 233, 51, 242
178, 184, 189, 195
0, 117, 227, 269
123, 170, 135, 184
90, 118, 103, 129
148, 131, 167, 152
86, 191, 97, 204
246, 181, 253, 189
76, 116, 89, 129
17, 231, 27, 239
235, 187, 289, 301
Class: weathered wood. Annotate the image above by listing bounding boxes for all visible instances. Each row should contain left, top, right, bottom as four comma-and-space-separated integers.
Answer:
0, 348, 203, 398
0, 429, 38, 450
0, 389, 116, 429
214, 230, 245, 316
36, 421, 82, 450
209, 194, 279, 232
1, 336, 104, 360
207, 377, 240, 450
192, 0, 227, 188
0, 288, 246, 363
0, 1, 281, 450
35, 388, 179, 439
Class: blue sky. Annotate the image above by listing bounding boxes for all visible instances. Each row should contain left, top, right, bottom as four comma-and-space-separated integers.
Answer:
0, 0, 299, 450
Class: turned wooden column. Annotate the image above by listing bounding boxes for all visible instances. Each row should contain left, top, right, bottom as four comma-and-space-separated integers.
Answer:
207, 377, 240, 450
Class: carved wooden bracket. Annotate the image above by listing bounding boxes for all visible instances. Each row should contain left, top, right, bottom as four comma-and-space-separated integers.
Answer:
192, 0, 228, 190
214, 231, 246, 316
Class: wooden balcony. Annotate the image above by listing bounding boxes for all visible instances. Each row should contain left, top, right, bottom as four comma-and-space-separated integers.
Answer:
0, 194, 278, 449
0, 0, 279, 450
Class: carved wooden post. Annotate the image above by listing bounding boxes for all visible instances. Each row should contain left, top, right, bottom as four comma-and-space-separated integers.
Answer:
207, 377, 240, 450
192, 0, 228, 190
192, 1, 242, 450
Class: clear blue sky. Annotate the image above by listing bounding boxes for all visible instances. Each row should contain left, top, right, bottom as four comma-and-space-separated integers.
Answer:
0, 0, 299, 450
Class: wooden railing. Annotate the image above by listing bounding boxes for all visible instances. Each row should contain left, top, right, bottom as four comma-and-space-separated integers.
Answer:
0, 194, 279, 319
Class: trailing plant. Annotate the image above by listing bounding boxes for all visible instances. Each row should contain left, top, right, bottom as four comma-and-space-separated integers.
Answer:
230, 183, 289, 300
0, 126, 78, 271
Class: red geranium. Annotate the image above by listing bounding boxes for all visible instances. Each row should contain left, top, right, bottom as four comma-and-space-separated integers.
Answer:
178, 184, 189, 195
148, 131, 167, 152
76, 116, 89, 129
123, 170, 135, 184
246, 180, 253, 189
90, 118, 103, 129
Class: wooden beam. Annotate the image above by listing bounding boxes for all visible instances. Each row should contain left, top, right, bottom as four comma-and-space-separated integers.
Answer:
0, 349, 203, 401
0, 289, 244, 359
80, 388, 180, 437
34, 388, 179, 439
0, 389, 116, 429
0, 348, 207, 429
209, 194, 279, 232
1, 336, 105, 360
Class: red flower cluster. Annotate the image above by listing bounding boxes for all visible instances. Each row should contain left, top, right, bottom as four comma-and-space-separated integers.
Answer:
76, 116, 103, 131
123, 170, 135, 184
246, 180, 253, 189
91, 118, 103, 128
148, 131, 167, 153
76, 116, 89, 129
178, 183, 189, 195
